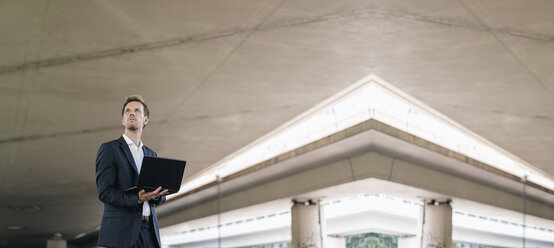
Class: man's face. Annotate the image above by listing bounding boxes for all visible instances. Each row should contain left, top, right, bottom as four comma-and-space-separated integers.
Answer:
122, 101, 148, 131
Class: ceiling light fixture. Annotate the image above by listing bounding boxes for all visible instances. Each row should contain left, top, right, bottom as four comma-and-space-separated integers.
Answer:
6, 226, 23, 231
10, 205, 41, 212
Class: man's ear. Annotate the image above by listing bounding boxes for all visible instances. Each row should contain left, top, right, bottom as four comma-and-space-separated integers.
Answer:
144, 117, 149, 126
122, 116, 125, 126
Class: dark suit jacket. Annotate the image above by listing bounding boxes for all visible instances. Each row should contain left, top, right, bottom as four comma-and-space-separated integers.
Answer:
95, 136, 166, 248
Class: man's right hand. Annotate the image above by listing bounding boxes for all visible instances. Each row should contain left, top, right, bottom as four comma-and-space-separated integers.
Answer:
138, 187, 169, 203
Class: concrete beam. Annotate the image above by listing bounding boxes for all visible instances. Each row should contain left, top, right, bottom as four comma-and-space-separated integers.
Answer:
159, 151, 553, 228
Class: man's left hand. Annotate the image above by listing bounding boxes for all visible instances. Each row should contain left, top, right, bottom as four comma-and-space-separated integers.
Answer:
138, 187, 168, 203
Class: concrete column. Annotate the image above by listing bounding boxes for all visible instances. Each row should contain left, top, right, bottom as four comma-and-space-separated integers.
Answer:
421, 199, 452, 248
291, 199, 322, 248
46, 233, 66, 248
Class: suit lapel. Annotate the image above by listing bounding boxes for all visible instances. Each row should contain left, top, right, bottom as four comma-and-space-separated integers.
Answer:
118, 136, 139, 175
143, 146, 155, 157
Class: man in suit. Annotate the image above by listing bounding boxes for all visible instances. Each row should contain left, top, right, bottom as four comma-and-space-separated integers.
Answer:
96, 95, 168, 248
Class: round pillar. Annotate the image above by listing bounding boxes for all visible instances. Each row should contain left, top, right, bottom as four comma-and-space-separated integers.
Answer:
291, 199, 322, 248
421, 199, 452, 248
46, 233, 66, 248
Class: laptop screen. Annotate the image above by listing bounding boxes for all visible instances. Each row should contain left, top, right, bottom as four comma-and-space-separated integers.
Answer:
138, 156, 186, 194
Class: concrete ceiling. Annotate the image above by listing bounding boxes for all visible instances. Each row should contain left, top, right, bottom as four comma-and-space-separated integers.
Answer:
0, 0, 553, 247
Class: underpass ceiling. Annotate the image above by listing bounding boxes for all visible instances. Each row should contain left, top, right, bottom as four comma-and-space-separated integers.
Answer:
0, 0, 553, 247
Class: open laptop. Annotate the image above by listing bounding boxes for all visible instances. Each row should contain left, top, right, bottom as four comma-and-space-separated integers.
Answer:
125, 156, 186, 195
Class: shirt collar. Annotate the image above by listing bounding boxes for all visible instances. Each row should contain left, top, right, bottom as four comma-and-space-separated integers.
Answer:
122, 134, 144, 149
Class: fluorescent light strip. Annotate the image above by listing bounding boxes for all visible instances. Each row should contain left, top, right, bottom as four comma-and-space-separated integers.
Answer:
170, 74, 553, 200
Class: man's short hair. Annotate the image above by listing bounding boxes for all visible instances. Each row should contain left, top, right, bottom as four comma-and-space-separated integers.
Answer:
122, 95, 150, 117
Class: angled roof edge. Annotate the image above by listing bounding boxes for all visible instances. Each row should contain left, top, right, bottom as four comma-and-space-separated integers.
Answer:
170, 74, 553, 201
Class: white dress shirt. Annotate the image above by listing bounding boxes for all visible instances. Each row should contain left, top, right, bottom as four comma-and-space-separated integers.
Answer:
122, 134, 151, 217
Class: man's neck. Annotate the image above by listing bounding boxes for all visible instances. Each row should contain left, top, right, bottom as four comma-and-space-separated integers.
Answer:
124, 129, 142, 146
